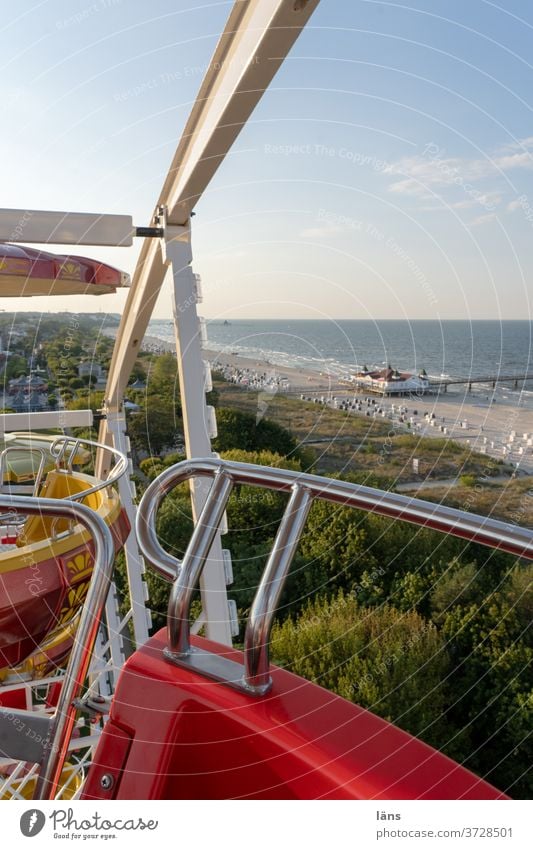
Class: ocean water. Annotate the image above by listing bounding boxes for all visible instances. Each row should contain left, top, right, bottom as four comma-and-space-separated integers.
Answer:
149, 319, 533, 387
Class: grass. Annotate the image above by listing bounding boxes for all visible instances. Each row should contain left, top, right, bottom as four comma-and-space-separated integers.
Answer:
418, 476, 533, 528
213, 377, 506, 483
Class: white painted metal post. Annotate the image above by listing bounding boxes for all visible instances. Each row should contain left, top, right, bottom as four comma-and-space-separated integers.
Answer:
103, 411, 151, 648
165, 223, 232, 646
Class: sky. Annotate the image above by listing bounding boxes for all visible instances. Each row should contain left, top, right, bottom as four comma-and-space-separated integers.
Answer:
2, 0, 533, 322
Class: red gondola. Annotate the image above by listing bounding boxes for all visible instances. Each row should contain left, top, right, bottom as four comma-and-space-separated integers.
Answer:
0, 244, 130, 297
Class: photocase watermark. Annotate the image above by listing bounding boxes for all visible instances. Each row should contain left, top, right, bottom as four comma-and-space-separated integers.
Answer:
20, 809, 46, 837
512, 194, 533, 227
264, 142, 390, 173
8, 210, 33, 242
353, 626, 429, 692
317, 208, 364, 231
256, 369, 279, 423
422, 143, 497, 212
114, 54, 260, 102
312, 207, 438, 306
18, 807, 159, 838
293, 572, 387, 636
55, 0, 122, 30
378, 419, 408, 465
57, 313, 82, 428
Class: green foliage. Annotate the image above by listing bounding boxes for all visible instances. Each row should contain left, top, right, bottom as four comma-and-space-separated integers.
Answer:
67, 391, 105, 414
459, 474, 477, 487
146, 353, 179, 405
430, 561, 481, 622
438, 563, 533, 797
272, 593, 450, 746
4, 354, 26, 380
127, 398, 179, 455
213, 408, 298, 457
298, 499, 379, 597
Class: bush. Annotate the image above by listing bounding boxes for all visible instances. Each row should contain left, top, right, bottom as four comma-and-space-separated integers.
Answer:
272, 593, 450, 746
459, 474, 477, 487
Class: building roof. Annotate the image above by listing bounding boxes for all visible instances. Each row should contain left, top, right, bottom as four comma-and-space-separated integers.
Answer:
355, 367, 429, 383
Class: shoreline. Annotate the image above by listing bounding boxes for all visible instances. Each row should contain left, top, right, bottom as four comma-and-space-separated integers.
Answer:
125, 332, 533, 475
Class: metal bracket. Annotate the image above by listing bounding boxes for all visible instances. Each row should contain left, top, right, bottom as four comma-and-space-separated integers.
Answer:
163, 646, 271, 697
135, 227, 164, 238
0, 708, 52, 764
72, 694, 111, 721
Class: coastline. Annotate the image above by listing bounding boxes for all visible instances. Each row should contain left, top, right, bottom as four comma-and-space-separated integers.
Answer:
131, 332, 533, 475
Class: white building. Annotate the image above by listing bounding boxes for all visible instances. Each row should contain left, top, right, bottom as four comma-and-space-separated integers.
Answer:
353, 366, 430, 396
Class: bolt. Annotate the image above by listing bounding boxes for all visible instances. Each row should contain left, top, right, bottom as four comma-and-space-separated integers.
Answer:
100, 773, 114, 791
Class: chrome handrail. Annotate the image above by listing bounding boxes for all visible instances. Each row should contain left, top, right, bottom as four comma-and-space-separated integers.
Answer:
136, 458, 533, 696
0, 445, 48, 496
50, 436, 128, 501
0, 493, 115, 800
0, 434, 128, 503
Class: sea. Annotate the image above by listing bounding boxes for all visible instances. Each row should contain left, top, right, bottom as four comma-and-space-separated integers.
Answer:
148, 319, 532, 391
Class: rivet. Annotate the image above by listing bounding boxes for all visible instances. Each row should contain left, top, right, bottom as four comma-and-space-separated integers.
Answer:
100, 773, 114, 790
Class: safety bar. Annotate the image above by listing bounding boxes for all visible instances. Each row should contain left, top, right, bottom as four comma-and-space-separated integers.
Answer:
137, 458, 533, 696
50, 436, 128, 500
0, 494, 115, 799
0, 445, 48, 495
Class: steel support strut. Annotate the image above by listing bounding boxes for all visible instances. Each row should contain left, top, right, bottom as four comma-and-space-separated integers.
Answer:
164, 222, 232, 645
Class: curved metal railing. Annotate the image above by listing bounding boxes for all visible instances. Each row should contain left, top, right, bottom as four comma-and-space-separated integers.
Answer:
0, 434, 128, 503
0, 494, 115, 800
0, 445, 48, 496
50, 435, 128, 500
136, 457, 533, 696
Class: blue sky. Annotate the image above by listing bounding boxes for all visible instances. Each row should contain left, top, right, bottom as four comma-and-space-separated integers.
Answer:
2, 0, 533, 320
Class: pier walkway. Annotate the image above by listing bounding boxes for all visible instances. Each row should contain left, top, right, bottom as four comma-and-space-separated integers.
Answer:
429, 373, 533, 392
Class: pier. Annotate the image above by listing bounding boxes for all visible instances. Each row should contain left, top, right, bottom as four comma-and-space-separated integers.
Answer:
429, 373, 533, 392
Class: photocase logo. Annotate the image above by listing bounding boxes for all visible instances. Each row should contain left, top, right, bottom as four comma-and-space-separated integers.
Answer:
256, 368, 280, 423
20, 809, 46, 837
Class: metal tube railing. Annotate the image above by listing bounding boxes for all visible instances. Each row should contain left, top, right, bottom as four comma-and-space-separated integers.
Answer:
166, 471, 233, 656
0, 445, 48, 496
50, 436, 128, 500
136, 458, 533, 695
244, 484, 313, 692
0, 493, 115, 799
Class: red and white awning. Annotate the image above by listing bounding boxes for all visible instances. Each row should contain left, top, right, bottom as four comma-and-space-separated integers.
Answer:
0, 243, 130, 296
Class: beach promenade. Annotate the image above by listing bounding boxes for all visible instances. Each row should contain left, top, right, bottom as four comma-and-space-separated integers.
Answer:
131, 333, 533, 475
206, 348, 533, 475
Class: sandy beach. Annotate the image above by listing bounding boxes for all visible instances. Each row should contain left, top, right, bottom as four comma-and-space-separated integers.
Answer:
134, 333, 533, 475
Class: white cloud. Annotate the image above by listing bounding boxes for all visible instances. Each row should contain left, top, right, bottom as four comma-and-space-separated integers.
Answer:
507, 198, 523, 212
382, 139, 533, 213
468, 213, 497, 228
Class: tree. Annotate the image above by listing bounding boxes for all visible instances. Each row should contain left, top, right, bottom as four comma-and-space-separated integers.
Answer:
67, 392, 105, 414
298, 498, 379, 598
213, 408, 297, 457
127, 398, 179, 455
438, 562, 533, 798
271, 593, 450, 747
147, 353, 179, 402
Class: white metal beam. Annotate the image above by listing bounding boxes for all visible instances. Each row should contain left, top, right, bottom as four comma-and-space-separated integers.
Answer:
100, 0, 320, 418
0, 409, 93, 432
166, 227, 232, 645
96, 0, 320, 650
0, 209, 134, 246
164, 0, 322, 225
